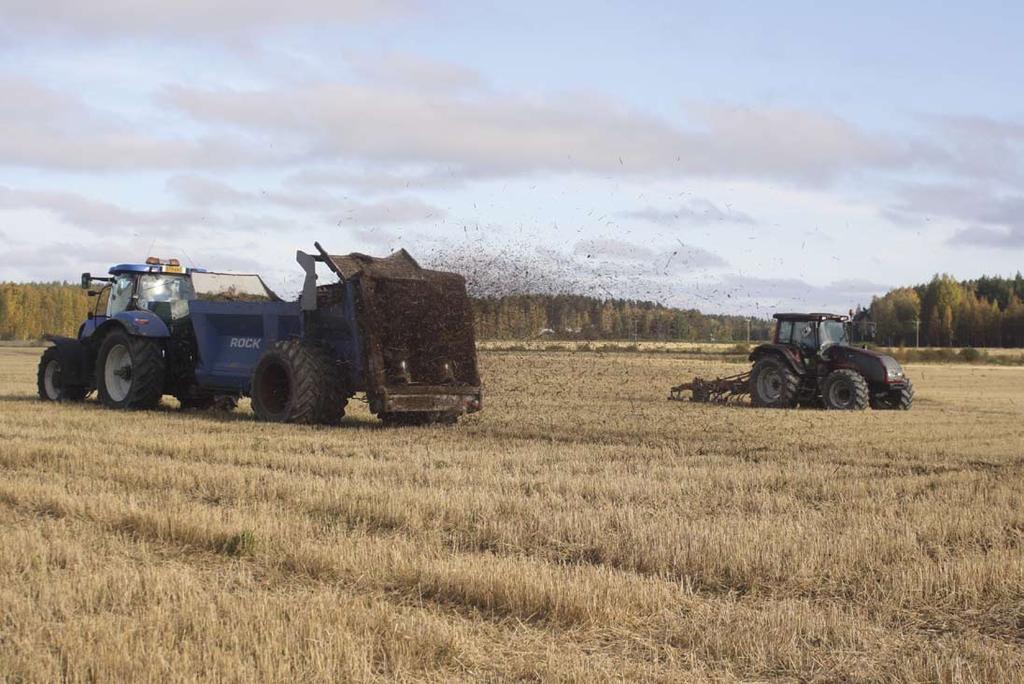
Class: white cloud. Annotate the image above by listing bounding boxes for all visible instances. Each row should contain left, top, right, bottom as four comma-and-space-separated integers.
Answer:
285, 167, 467, 194
167, 175, 252, 206
573, 238, 657, 261
0, 0, 410, 35
167, 174, 446, 224
572, 237, 728, 271
165, 82, 921, 183
0, 185, 208, 233
948, 224, 1024, 247
347, 52, 483, 93
0, 76, 289, 171
330, 196, 444, 225
884, 181, 1024, 247
619, 198, 756, 226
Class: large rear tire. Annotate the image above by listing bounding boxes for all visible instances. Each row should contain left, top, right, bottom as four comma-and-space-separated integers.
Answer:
822, 369, 869, 410
871, 379, 914, 410
37, 347, 88, 402
96, 331, 166, 410
250, 340, 347, 425
749, 357, 799, 408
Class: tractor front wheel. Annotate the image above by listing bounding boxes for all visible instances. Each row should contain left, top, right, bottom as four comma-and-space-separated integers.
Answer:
871, 379, 914, 410
749, 357, 799, 408
96, 331, 166, 410
822, 369, 869, 410
250, 341, 348, 425
37, 347, 88, 402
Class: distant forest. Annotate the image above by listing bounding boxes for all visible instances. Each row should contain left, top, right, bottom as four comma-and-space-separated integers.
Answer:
870, 273, 1024, 348
0, 283, 771, 342
3, 274, 1024, 347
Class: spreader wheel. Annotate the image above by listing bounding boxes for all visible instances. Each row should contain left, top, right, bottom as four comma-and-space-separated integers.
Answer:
250, 340, 348, 425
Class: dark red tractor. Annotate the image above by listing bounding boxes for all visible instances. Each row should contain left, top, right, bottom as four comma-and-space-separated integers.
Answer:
671, 313, 914, 410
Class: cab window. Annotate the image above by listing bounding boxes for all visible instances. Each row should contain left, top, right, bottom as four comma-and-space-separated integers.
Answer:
137, 274, 194, 309
796, 322, 816, 351
107, 275, 135, 316
777, 321, 794, 343
819, 320, 849, 347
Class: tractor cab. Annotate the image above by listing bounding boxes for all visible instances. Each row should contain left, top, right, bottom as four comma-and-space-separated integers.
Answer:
82, 258, 277, 328
772, 313, 850, 363
82, 257, 203, 327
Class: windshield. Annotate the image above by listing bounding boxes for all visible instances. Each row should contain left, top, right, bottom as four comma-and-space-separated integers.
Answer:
137, 274, 194, 309
107, 275, 134, 316
819, 320, 849, 347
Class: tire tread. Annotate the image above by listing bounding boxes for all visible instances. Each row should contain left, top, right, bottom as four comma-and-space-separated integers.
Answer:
822, 369, 869, 411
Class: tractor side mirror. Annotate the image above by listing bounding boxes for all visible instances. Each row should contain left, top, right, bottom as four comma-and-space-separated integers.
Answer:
81, 273, 91, 289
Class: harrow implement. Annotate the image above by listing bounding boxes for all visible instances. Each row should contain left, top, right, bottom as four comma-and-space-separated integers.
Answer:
669, 371, 751, 403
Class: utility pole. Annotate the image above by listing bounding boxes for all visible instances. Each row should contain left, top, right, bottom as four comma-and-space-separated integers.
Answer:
746, 318, 751, 343
913, 318, 920, 348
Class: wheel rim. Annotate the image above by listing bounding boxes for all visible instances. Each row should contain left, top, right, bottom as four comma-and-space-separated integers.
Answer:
829, 382, 853, 408
105, 343, 133, 403
757, 367, 783, 402
44, 359, 61, 399
256, 360, 290, 415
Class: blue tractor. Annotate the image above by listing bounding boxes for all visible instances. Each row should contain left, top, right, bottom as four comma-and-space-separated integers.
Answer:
37, 244, 483, 426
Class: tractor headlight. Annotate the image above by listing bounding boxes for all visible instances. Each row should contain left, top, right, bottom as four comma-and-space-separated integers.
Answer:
885, 360, 904, 379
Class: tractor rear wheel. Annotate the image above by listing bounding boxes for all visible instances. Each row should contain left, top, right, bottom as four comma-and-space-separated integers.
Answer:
749, 357, 799, 408
96, 331, 166, 410
37, 347, 88, 402
822, 369, 869, 410
871, 379, 914, 410
250, 340, 347, 425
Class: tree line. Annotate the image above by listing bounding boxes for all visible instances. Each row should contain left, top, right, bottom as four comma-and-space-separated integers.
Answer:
472, 294, 772, 341
6, 275, 1024, 347
0, 283, 93, 341
870, 273, 1024, 348
0, 282, 773, 342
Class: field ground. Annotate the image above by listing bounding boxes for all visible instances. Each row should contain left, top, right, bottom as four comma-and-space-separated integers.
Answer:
1, 346, 1023, 681
478, 339, 1024, 363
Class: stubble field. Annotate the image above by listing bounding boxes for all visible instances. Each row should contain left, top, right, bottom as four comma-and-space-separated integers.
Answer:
1, 346, 1023, 682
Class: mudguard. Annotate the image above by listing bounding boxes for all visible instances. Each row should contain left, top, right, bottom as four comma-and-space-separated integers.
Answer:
110, 310, 171, 338
826, 346, 888, 385
749, 343, 806, 375
41, 335, 89, 386
78, 315, 108, 341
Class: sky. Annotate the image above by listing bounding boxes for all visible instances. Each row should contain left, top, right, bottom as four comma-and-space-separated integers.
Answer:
0, 1, 1022, 314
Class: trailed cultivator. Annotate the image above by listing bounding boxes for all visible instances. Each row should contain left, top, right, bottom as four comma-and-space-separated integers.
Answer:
669, 371, 750, 403
668, 312, 914, 411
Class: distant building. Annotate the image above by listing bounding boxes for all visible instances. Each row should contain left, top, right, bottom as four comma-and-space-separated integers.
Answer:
850, 308, 875, 344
